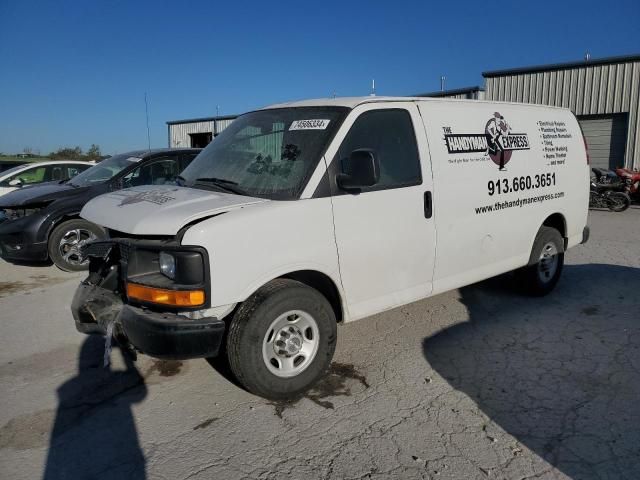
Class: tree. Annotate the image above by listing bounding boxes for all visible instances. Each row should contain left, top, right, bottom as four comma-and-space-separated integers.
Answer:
50, 146, 83, 160
86, 144, 101, 160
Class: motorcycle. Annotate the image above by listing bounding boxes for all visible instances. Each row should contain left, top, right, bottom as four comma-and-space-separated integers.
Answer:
614, 167, 640, 202
589, 178, 631, 212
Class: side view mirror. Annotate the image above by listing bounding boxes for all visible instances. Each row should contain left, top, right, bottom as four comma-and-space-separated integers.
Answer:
336, 149, 380, 191
110, 178, 125, 191
9, 179, 23, 187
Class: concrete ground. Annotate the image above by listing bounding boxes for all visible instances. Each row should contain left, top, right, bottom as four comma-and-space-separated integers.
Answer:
1, 208, 639, 480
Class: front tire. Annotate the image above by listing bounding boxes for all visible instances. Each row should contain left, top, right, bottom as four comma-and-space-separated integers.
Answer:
517, 226, 564, 296
226, 279, 337, 400
48, 219, 106, 272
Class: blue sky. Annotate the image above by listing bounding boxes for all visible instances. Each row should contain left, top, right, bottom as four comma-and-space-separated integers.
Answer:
1, 0, 638, 155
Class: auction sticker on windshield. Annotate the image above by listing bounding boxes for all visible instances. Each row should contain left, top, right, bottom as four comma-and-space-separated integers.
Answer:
289, 119, 330, 130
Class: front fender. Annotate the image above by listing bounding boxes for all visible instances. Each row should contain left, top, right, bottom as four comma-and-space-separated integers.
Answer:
181, 198, 346, 318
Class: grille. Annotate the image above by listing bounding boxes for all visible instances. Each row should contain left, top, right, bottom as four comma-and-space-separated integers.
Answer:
81, 241, 114, 259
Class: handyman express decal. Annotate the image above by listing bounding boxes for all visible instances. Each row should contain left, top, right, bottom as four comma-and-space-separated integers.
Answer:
442, 112, 530, 170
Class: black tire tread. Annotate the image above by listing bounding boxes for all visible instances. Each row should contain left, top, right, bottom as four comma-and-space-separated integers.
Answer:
227, 278, 336, 399
518, 226, 564, 297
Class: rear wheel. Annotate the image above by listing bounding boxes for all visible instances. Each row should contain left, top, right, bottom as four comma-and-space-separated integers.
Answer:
48, 219, 106, 272
606, 192, 630, 212
517, 226, 564, 296
226, 279, 337, 400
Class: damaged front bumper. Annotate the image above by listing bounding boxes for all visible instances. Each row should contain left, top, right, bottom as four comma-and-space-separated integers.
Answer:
71, 281, 225, 360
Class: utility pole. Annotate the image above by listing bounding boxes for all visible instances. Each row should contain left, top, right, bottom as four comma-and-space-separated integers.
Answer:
144, 92, 151, 150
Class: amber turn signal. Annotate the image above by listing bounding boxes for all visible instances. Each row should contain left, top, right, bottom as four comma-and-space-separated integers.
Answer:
126, 283, 205, 307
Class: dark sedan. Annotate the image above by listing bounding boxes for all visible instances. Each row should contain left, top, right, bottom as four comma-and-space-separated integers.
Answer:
0, 148, 200, 271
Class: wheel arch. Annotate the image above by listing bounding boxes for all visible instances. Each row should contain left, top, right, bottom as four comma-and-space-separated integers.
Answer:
45, 212, 81, 241
526, 213, 567, 266
279, 270, 345, 324
542, 212, 567, 249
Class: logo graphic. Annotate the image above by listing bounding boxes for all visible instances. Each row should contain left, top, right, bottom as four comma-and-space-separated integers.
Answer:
111, 189, 176, 207
443, 112, 530, 171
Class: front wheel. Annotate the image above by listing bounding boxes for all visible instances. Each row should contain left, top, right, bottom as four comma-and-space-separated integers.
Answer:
48, 219, 107, 272
606, 192, 630, 212
226, 279, 337, 400
516, 226, 564, 296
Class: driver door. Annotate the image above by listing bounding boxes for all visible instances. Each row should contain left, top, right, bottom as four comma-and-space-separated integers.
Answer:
327, 103, 436, 321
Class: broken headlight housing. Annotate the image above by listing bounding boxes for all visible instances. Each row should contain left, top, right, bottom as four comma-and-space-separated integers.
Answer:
1, 205, 48, 221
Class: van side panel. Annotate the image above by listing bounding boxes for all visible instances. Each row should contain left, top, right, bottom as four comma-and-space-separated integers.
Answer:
418, 100, 589, 294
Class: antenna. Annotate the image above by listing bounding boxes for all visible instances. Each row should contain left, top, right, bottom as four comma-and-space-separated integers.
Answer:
216, 105, 220, 117
440, 76, 446, 92
144, 92, 151, 150
584, 51, 591, 62
370, 79, 376, 96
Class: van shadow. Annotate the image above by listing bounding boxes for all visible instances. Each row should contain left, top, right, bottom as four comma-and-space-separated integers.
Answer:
423, 264, 640, 479
43, 335, 148, 480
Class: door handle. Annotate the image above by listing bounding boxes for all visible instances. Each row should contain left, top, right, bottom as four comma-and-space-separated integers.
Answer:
424, 191, 433, 219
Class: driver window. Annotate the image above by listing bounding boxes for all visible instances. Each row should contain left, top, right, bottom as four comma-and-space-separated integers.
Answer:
122, 158, 178, 187
336, 109, 421, 192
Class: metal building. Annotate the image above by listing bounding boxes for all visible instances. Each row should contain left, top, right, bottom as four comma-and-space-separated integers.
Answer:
416, 85, 485, 100
166, 115, 238, 149
483, 54, 640, 170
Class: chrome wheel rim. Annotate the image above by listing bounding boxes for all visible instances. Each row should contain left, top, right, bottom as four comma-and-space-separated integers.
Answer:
58, 228, 97, 266
537, 242, 558, 283
262, 310, 320, 378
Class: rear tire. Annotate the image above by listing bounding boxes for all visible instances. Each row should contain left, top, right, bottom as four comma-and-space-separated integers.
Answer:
48, 219, 106, 272
517, 226, 564, 296
606, 192, 630, 212
226, 279, 337, 400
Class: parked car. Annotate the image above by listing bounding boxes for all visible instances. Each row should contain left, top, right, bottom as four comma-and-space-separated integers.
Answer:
0, 160, 93, 197
0, 148, 200, 271
72, 97, 589, 399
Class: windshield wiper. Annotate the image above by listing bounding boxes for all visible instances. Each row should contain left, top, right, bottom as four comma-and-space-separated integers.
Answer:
192, 177, 245, 195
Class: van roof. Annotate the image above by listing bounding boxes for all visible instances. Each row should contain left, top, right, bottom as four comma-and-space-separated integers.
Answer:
260, 96, 569, 111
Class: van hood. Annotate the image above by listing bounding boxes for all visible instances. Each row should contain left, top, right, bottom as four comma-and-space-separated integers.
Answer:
81, 185, 268, 235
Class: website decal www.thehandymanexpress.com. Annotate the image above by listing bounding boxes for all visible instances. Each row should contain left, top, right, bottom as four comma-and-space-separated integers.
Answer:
475, 191, 565, 215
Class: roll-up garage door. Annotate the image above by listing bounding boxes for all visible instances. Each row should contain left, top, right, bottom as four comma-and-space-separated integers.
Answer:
578, 114, 628, 170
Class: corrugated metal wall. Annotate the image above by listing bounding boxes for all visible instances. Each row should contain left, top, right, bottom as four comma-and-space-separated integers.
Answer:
420, 90, 485, 100
215, 118, 236, 134
169, 121, 213, 148
169, 118, 237, 147
439, 91, 485, 100
485, 59, 640, 169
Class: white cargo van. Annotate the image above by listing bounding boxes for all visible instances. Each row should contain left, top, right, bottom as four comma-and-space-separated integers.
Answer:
72, 97, 590, 399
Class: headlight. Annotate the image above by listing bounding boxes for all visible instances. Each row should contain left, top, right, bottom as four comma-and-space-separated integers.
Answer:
3, 208, 40, 220
1, 203, 49, 221
159, 251, 176, 279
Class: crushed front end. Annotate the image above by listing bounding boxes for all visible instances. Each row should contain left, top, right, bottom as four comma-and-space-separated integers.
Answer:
71, 239, 225, 360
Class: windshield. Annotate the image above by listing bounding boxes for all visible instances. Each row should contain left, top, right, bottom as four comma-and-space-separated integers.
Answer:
68, 153, 140, 187
179, 107, 348, 200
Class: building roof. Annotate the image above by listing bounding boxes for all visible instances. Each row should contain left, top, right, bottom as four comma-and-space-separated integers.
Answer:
166, 114, 238, 126
482, 53, 640, 77
413, 86, 484, 97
